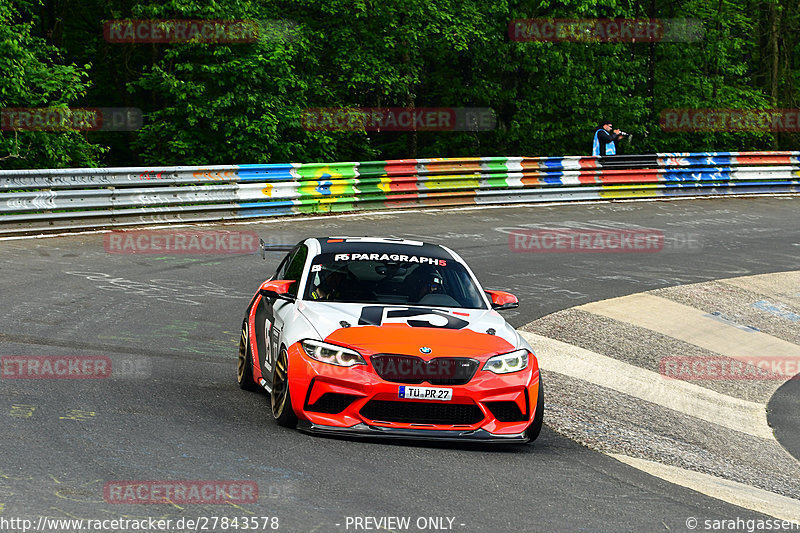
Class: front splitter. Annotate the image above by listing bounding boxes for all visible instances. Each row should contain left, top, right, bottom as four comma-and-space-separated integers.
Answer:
298, 421, 529, 443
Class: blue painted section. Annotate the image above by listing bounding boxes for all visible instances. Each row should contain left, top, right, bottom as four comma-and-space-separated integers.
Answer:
540, 158, 570, 170
238, 200, 296, 209
236, 203, 296, 217
541, 173, 567, 184
237, 164, 296, 182
662, 180, 796, 188
659, 184, 799, 196
752, 300, 800, 322
662, 168, 734, 182
658, 152, 742, 167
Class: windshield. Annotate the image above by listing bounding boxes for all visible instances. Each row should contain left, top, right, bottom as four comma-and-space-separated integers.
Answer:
304, 254, 487, 309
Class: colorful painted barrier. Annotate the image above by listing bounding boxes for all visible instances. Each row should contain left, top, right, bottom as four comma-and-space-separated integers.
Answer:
1, 152, 798, 236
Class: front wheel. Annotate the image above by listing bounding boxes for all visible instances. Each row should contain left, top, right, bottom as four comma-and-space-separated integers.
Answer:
237, 322, 259, 391
271, 347, 298, 428
525, 377, 544, 442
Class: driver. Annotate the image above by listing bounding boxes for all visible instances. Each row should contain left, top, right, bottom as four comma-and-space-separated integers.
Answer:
413, 268, 444, 302
310, 266, 348, 301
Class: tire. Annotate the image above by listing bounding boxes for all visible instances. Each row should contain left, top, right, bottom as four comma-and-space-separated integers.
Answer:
525, 377, 544, 442
271, 347, 298, 428
237, 322, 259, 392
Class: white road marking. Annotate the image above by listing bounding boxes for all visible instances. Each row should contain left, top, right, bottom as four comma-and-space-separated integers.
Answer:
520, 331, 774, 440
610, 453, 800, 522
577, 293, 800, 362
522, 270, 800, 519
722, 271, 800, 305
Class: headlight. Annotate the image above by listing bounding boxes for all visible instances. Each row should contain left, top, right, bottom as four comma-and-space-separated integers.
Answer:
482, 349, 529, 374
301, 340, 366, 367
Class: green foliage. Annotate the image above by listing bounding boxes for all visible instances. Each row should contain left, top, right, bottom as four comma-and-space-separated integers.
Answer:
0, 0, 105, 168
1, 0, 798, 168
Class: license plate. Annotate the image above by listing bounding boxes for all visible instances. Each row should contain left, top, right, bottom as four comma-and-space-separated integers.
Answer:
398, 386, 452, 401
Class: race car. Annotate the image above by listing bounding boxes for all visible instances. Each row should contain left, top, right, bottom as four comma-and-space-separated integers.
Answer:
237, 237, 543, 443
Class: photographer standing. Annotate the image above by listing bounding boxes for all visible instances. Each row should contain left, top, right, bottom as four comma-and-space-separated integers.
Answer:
592, 119, 626, 156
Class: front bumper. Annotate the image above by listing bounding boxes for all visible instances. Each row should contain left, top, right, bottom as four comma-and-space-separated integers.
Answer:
299, 422, 529, 443
286, 342, 541, 440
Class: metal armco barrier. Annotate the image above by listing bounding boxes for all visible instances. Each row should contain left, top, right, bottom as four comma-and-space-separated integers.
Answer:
1, 152, 798, 236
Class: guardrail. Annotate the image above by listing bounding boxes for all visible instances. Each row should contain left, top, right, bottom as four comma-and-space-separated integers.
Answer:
1, 151, 798, 236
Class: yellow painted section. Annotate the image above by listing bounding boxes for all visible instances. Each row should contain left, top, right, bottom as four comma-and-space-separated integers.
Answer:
420, 174, 480, 190
9, 404, 36, 418
59, 409, 96, 421
598, 183, 661, 199
323, 182, 352, 197
376, 177, 392, 193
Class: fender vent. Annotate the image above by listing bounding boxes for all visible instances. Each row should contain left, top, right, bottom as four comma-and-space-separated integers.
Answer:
485, 401, 527, 422
306, 393, 359, 414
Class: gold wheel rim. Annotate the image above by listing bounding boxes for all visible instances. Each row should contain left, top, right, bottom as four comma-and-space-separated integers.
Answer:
271, 350, 288, 417
237, 326, 248, 383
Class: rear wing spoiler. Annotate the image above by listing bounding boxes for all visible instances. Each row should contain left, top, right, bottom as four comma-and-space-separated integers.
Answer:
260, 238, 294, 259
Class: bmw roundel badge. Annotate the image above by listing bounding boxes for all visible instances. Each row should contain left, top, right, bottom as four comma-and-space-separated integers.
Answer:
419, 347, 432, 354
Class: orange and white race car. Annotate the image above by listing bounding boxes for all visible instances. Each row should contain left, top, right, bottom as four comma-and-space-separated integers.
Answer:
237, 237, 543, 443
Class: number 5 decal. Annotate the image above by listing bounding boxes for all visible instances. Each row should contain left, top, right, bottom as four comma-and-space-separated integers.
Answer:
262, 318, 273, 372
269, 324, 280, 367
358, 306, 468, 329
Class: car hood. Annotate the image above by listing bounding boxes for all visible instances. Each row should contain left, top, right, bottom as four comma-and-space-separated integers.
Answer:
297, 301, 520, 356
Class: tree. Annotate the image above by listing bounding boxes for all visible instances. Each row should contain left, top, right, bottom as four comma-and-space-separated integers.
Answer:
0, 0, 104, 169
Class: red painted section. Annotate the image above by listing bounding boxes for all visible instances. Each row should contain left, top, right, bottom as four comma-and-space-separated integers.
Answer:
485, 290, 518, 308
589, 169, 661, 184
735, 154, 792, 165
260, 279, 294, 295
249, 295, 263, 383
383, 161, 419, 176
426, 161, 483, 174
520, 176, 547, 186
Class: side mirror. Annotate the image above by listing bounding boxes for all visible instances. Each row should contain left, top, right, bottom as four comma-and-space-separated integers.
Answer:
485, 289, 519, 311
259, 280, 295, 301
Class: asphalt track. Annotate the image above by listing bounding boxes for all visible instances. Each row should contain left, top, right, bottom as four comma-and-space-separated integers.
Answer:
770, 375, 800, 463
0, 196, 798, 532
